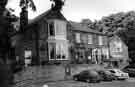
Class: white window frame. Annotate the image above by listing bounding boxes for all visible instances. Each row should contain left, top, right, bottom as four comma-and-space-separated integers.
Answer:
75, 33, 81, 43
99, 36, 103, 45
48, 21, 55, 36
48, 43, 56, 60
56, 42, 68, 60
88, 34, 93, 44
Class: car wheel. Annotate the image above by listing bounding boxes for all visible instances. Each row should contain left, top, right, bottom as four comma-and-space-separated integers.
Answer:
86, 79, 91, 83
73, 77, 78, 81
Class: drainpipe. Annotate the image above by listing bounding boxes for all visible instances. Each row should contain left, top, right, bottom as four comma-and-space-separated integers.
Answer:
35, 24, 40, 65
107, 36, 112, 67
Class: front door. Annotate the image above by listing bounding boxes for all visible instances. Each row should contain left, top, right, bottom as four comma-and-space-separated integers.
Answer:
75, 49, 85, 64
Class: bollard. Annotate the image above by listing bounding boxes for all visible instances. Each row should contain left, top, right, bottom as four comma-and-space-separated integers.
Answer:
65, 64, 71, 80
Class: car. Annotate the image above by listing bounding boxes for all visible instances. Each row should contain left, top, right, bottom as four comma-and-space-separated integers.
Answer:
73, 70, 101, 83
108, 69, 129, 80
122, 65, 135, 77
96, 69, 117, 81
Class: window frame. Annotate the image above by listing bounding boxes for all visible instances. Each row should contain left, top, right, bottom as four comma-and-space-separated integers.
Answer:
98, 35, 103, 45
75, 33, 81, 43
88, 34, 93, 44
48, 21, 55, 36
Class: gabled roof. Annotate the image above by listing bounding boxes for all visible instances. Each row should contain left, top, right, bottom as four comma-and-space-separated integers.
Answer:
69, 21, 104, 34
28, 9, 67, 25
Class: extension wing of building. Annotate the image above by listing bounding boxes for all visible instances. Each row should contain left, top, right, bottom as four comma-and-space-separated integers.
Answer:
11, 8, 129, 68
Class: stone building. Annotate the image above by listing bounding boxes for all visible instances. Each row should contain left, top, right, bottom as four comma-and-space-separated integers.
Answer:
12, 9, 69, 65
109, 35, 129, 68
11, 9, 129, 67
67, 21, 109, 64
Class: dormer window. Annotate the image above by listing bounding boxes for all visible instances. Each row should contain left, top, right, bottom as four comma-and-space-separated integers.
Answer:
48, 22, 55, 36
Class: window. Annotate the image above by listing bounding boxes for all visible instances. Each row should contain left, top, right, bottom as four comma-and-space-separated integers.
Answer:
24, 50, 32, 58
101, 47, 109, 59
56, 42, 68, 60
109, 70, 115, 73
55, 20, 67, 40
81, 34, 87, 43
98, 36, 103, 45
75, 33, 81, 43
48, 43, 56, 60
103, 36, 108, 45
113, 42, 122, 52
88, 35, 93, 44
48, 22, 55, 36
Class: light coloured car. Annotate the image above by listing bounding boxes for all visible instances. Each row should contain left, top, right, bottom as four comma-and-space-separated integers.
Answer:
108, 69, 129, 80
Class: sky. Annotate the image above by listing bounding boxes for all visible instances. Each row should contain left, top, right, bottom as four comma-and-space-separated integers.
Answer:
6, 0, 135, 22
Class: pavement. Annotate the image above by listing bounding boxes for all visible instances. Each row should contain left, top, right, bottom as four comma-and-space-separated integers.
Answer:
13, 64, 135, 87
13, 78, 135, 87
31, 78, 135, 87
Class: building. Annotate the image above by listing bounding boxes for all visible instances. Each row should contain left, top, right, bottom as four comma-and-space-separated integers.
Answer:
11, 9, 129, 67
12, 9, 69, 65
109, 35, 129, 68
67, 21, 109, 64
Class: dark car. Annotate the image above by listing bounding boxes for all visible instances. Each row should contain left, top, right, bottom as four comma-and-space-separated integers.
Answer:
122, 65, 135, 77
73, 70, 101, 83
96, 70, 117, 81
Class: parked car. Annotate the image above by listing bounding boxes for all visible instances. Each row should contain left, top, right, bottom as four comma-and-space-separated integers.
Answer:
108, 69, 129, 80
96, 69, 117, 81
73, 70, 101, 83
122, 65, 135, 77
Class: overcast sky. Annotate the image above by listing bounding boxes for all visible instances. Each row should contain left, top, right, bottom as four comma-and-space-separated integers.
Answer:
6, 0, 135, 22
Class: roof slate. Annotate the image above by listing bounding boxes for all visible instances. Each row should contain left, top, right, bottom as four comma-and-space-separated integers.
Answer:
69, 21, 103, 34
28, 9, 67, 25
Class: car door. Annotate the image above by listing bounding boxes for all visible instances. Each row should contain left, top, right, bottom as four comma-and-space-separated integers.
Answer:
80, 71, 89, 80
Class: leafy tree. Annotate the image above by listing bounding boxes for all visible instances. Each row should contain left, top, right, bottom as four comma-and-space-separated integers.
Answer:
88, 11, 135, 64
19, 0, 36, 32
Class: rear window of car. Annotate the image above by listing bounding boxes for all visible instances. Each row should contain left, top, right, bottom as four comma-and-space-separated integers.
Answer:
109, 70, 115, 73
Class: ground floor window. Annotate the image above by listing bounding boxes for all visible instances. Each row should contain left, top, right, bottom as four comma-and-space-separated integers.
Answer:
48, 43, 56, 60
89, 47, 109, 64
24, 50, 32, 66
48, 41, 68, 60
101, 47, 109, 60
56, 42, 68, 60
75, 49, 86, 63
73, 47, 109, 64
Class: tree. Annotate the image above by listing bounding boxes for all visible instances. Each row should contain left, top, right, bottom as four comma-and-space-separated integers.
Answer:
89, 11, 135, 64
19, 0, 36, 32
50, 0, 65, 11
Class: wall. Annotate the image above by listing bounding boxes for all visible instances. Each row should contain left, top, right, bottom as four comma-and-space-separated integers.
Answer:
14, 64, 104, 83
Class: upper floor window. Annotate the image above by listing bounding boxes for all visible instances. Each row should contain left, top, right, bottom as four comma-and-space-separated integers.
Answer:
81, 34, 87, 44
75, 33, 81, 43
55, 20, 67, 40
48, 22, 55, 36
103, 36, 108, 45
88, 35, 93, 44
98, 36, 103, 45
113, 42, 122, 52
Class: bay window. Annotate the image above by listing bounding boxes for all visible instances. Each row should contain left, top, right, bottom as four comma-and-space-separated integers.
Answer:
48, 22, 55, 36
56, 42, 68, 60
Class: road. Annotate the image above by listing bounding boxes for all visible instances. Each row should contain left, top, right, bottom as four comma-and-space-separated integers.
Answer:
28, 78, 135, 87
